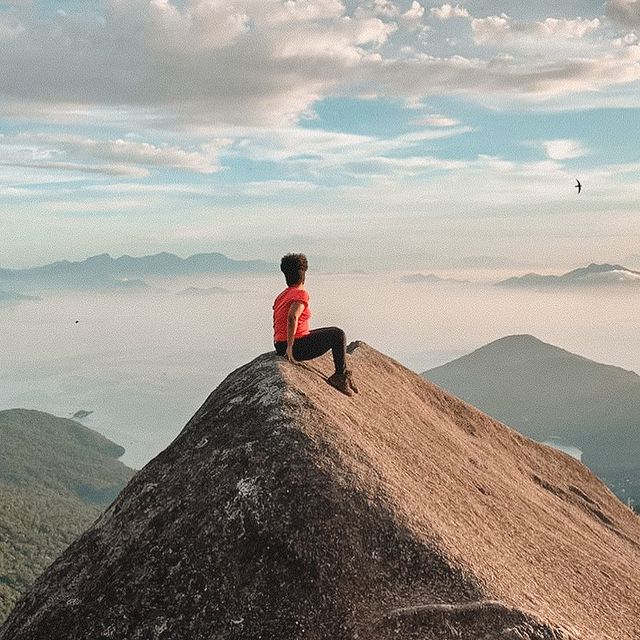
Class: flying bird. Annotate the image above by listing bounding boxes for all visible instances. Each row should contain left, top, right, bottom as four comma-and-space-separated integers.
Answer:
575, 179, 582, 194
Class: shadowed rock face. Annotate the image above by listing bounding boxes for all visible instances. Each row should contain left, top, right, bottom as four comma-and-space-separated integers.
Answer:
2, 343, 639, 640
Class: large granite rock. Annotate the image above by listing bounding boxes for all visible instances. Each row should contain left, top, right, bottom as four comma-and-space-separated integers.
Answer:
1, 342, 639, 639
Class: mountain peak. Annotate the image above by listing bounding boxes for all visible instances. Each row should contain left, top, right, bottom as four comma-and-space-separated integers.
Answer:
83, 253, 112, 262
585, 262, 623, 270
2, 343, 639, 639
486, 333, 544, 346
498, 262, 640, 288
438, 334, 568, 366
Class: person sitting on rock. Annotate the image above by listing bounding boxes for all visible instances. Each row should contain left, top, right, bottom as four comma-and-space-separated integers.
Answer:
273, 253, 358, 396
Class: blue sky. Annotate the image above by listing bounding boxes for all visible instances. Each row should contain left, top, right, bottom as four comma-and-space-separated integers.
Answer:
1, 0, 640, 269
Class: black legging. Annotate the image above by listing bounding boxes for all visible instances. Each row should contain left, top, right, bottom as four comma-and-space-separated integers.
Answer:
274, 326, 346, 374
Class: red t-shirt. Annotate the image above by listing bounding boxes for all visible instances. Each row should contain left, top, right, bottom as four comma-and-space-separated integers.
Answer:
272, 286, 311, 342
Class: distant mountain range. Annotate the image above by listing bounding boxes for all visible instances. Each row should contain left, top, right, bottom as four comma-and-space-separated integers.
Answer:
176, 286, 232, 296
400, 273, 469, 284
0, 252, 272, 291
423, 335, 640, 485
0, 409, 134, 621
497, 263, 640, 289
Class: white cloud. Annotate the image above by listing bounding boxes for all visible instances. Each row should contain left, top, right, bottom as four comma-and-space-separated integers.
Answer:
430, 4, 469, 21
275, 15, 396, 61
15, 122, 471, 182
471, 14, 509, 44
1, 0, 395, 126
401, 1, 425, 29
256, 122, 471, 166
268, 0, 346, 23
372, 0, 399, 18
346, 155, 468, 175
0, 160, 150, 177
471, 15, 601, 45
109, 0, 251, 52
613, 31, 638, 46
606, 0, 640, 29
542, 139, 588, 160
369, 45, 640, 99
333, 154, 576, 218
9, 132, 230, 174
0, 129, 235, 179
200, 122, 474, 181
0, 0, 631, 129
413, 114, 462, 127
539, 17, 602, 39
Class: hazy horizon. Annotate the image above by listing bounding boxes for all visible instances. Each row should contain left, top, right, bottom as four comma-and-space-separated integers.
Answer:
2, 270, 639, 468
2, 247, 640, 276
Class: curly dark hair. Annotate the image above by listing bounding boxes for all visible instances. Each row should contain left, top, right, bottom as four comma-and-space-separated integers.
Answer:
280, 253, 308, 286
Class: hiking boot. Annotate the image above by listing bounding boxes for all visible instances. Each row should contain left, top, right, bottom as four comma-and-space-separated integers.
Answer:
326, 371, 353, 396
345, 369, 359, 394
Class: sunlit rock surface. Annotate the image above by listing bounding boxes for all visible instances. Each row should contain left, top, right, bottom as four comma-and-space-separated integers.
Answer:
1, 342, 639, 640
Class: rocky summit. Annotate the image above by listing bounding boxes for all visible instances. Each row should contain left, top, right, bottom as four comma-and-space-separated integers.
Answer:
1, 342, 639, 640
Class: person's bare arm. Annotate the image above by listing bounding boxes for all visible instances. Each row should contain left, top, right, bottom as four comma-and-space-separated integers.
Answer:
285, 301, 305, 363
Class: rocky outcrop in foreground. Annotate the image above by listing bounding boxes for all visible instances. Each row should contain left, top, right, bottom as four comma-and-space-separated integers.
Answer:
1, 342, 639, 640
